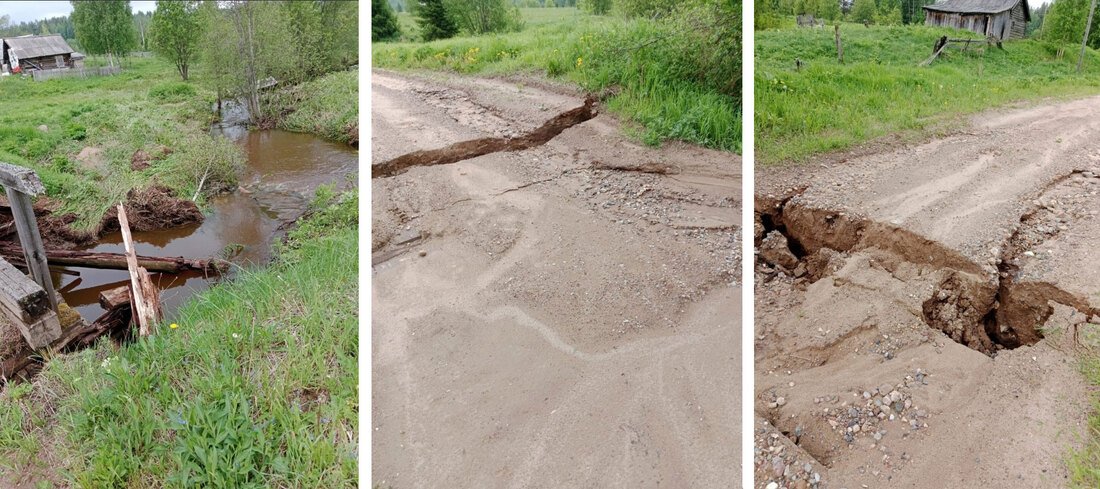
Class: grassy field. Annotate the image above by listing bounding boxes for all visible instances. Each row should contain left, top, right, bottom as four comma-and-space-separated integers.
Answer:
756, 21, 1100, 164
376, 7, 741, 152
0, 191, 359, 487
0, 57, 243, 229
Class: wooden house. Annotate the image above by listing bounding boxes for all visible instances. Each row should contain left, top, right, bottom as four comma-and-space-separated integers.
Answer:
1, 35, 78, 73
923, 0, 1030, 40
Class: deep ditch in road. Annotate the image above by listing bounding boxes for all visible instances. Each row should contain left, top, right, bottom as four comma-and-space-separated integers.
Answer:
756, 174, 1100, 356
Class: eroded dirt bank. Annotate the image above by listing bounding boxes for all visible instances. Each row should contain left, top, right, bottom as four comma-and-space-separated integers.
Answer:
372, 69, 741, 488
755, 96, 1100, 488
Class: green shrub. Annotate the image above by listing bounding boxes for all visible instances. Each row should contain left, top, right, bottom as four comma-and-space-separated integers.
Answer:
148, 81, 197, 102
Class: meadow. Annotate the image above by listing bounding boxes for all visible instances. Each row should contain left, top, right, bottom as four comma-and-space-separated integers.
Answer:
756, 20, 1100, 164
375, 6, 741, 152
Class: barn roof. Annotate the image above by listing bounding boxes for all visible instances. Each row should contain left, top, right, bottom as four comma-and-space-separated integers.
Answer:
923, 0, 1030, 19
3, 35, 74, 60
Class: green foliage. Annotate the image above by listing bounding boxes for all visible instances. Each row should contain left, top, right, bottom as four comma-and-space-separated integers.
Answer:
70, 0, 137, 62
614, 0, 680, 17
417, 0, 459, 40
373, 3, 742, 151
264, 70, 359, 144
373, 0, 403, 41
148, 80, 197, 101
1043, 0, 1100, 47
850, 0, 877, 23
447, 0, 523, 35
150, 0, 202, 80
756, 22, 1100, 164
578, 0, 613, 15
875, 3, 902, 25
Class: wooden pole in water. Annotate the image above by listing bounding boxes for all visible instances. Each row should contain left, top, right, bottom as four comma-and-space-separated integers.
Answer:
118, 204, 157, 336
1080, 0, 1098, 73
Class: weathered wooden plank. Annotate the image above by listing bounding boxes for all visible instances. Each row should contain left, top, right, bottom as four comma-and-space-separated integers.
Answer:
0, 257, 49, 323
5, 188, 57, 313
118, 204, 156, 336
99, 284, 130, 310
0, 162, 46, 196
15, 311, 61, 349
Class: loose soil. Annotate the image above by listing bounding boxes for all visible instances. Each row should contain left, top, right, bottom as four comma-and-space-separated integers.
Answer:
755, 95, 1100, 488
372, 69, 741, 488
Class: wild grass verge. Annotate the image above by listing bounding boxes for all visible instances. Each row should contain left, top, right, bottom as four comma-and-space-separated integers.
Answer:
1069, 352, 1100, 488
264, 70, 359, 145
756, 21, 1100, 164
374, 5, 741, 152
0, 191, 359, 487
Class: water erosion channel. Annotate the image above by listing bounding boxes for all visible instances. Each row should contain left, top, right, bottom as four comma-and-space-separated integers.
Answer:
55, 107, 358, 321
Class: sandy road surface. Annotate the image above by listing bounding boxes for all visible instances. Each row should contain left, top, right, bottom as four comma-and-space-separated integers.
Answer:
371, 70, 741, 488
754, 96, 1100, 488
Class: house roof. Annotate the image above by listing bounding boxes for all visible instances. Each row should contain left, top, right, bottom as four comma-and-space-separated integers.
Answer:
923, 0, 1030, 20
3, 35, 74, 60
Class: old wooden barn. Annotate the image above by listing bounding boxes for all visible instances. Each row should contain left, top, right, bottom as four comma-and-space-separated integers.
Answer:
923, 0, 1030, 40
1, 34, 82, 74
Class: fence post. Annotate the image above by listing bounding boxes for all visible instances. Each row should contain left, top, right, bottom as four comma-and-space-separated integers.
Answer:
0, 163, 58, 313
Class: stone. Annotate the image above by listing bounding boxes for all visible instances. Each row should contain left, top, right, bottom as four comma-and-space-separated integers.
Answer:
36, 124, 48, 132
760, 231, 800, 270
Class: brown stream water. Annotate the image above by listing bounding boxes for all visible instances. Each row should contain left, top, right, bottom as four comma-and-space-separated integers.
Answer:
56, 118, 358, 320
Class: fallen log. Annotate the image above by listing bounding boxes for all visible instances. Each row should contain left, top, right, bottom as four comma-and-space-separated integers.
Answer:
0, 242, 229, 274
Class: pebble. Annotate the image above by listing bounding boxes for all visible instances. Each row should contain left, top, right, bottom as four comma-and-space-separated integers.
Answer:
418, 250, 428, 257
776, 397, 787, 407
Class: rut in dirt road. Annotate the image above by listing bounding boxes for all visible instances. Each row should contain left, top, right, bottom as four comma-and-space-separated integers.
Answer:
372, 98, 597, 178
756, 177, 1100, 355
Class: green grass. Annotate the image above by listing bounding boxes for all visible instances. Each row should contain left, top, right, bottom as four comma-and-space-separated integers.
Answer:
0, 191, 358, 488
265, 70, 359, 144
756, 21, 1100, 164
1070, 350, 1100, 487
0, 57, 241, 229
374, 9, 740, 152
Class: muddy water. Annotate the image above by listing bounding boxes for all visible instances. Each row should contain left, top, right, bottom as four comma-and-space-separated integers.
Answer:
57, 124, 358, 320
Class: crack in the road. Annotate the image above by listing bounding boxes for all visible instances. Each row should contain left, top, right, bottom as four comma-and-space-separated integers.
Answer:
756, 176, 1100, 356
372, 98, 597, 178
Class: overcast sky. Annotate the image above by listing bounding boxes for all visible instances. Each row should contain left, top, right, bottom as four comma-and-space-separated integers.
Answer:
1, 1, 157, 24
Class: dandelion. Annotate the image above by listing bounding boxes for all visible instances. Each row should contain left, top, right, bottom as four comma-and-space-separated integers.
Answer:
232, 333, 240, 339
576, 57, 583, 68
170, 323, 179, 329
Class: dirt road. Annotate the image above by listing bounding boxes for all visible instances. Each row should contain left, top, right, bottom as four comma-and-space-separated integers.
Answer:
755, 96, 1100, 488
371, 70, 741, 488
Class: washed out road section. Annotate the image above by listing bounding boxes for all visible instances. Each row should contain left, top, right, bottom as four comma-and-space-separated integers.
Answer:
372, 69, 741, 488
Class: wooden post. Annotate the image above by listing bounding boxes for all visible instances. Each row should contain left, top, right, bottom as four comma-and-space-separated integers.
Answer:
118, 204, 158, 336
0, 162, 57, 313
835, 25, 844, 64
1079, 0, 1098, 73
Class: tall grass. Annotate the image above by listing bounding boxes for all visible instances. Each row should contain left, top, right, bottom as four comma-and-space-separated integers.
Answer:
0, 191, 358, 487
756, 21, 1100, 164
374, 8, 741, 152
264, 70, 359, 144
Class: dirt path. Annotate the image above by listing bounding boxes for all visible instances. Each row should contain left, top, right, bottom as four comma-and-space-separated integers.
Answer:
754, 96, 1100, 488
371, 70, 741, 488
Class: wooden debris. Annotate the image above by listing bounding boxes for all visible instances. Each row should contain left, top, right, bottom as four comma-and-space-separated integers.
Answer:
0, 242, 228, 274
118, 204, 160, 336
